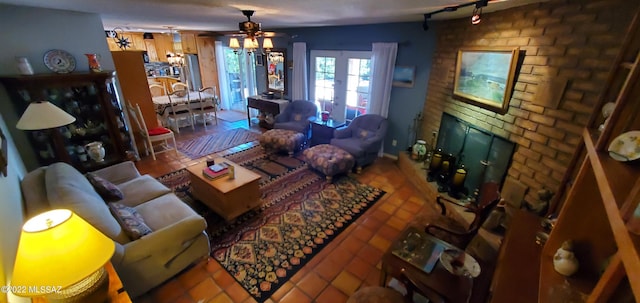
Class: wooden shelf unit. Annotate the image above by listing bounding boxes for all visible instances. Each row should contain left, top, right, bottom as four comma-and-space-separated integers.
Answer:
539, 8, 640, 302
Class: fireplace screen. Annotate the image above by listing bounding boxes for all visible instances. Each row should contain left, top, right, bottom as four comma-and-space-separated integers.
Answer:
434, 112, 515, 196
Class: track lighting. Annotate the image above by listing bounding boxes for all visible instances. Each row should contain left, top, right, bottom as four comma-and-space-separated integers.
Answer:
423, 13, 432, 31
421, 0, 490, 30
471, 7, 482, 24
472, 0, 487, 25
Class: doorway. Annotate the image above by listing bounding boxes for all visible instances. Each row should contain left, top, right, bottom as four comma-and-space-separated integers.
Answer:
216, 43, 258, 113
310, 50, 371, 123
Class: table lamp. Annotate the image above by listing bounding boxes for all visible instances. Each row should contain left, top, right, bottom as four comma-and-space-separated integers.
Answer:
11, 209, 115, 303
16, 101, 76, 164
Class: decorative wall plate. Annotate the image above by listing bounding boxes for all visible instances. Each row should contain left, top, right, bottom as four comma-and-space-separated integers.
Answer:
439, 249, 481, 277
43, 49, 76, 73
608, 130, 640, 162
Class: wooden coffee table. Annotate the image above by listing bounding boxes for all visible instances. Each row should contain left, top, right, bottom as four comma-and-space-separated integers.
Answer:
186, 158, 261, 221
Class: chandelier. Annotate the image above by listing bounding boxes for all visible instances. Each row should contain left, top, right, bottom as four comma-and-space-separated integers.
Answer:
166, 26, 184, 66
228, 10, 274, 54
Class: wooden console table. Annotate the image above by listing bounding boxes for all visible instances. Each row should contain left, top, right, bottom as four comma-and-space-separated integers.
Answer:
246, 95, 289, 128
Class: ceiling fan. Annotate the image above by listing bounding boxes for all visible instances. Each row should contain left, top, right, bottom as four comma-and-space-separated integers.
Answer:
221, 10, 284, 52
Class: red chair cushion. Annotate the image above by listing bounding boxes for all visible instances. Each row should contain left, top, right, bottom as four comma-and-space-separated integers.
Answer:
148, 127, 171, 136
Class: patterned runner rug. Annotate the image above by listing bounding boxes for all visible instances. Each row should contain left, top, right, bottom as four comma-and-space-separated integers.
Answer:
176, 128, 260, 159
157, 146, 385, 302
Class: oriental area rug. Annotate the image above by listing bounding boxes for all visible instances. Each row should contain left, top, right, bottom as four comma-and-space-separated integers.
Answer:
176, 128, 260, 159
157, 146, 385, 302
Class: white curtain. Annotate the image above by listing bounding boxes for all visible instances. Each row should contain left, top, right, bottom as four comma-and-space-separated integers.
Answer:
242, 52, 258, 100
214, 41, 232, 110
292, 42, 308, 100
368, 42, 398, 118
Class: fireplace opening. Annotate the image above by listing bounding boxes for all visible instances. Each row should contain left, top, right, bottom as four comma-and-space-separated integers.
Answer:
429, 112, 515, 199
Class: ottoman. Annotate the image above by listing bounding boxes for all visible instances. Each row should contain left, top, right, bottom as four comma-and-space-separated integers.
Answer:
303, 144, 355, 182
259, 129, 306, 156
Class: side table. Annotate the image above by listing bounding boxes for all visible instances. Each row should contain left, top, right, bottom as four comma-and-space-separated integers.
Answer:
381, 226, 491, 303
32, 262, 131, 303
310, 119, 346, 146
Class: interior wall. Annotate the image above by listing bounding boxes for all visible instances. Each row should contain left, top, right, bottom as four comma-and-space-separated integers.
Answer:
0, 114, 28, 303
0, 4, 116, 171
421, 0, 638, 205
267, 22, 437, 154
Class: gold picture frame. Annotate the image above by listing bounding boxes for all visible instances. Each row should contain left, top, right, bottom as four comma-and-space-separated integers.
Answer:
453, 47, 520, 114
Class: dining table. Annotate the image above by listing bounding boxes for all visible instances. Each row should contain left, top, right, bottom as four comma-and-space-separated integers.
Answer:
152, 91, 216, 125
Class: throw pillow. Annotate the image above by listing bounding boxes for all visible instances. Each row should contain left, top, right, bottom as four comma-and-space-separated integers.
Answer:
108, 202, 153, 240
358, 129, 375, 140
86, 173, 124, 201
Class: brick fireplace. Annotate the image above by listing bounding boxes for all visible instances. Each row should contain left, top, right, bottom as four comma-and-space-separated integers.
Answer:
419, 0, 637, 207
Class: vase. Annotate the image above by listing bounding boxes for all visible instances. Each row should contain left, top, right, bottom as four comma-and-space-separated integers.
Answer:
553, 241, 579, 276
85, 54, 102, 73
85, 141, 106, 162
321, 111, 330, 122
412, 140, 427, 161
15, 57, 34, 75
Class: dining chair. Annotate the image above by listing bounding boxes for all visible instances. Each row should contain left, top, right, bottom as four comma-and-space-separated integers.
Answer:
166, 89, 194, 133
126, 101, 177, 160
148, 83, 166, 97
171, 82, 189, 92
191, 86, 218, 127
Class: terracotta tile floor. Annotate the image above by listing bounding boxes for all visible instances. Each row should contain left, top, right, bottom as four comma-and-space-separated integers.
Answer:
133, 113, 433, 303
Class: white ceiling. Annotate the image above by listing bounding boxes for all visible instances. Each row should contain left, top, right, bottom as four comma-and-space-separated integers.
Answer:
0, 0, 547, 33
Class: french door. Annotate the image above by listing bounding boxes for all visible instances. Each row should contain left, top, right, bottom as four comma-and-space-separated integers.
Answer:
310, 50, 371, 123
216, 43, 258, 112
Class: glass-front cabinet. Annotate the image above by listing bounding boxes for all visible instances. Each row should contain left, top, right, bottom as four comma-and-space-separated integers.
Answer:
0, 71, 136, 172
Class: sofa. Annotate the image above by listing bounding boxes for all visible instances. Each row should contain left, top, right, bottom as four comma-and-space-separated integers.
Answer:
20, 161, 210, 298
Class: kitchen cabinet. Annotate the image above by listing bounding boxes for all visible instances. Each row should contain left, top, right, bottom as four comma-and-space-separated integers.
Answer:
127, 33, 145, 51
106, 32, 145, 52
196, 36, 220, 92
0, 72, 137, 172
181, 32, 198, 54
144, 39, 159, 62
154, 33, 174, 62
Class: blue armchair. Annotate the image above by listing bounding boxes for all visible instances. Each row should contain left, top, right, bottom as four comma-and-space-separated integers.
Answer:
274, 100, 318, 138
330, 114, 388, 173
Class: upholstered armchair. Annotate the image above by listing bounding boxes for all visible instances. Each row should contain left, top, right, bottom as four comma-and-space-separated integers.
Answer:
274, 100, 318, 137
330, 114, 388, 173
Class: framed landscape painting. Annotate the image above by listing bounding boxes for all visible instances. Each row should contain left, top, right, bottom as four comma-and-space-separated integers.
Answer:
392, 66, 415, 87
453, 47, 520, 114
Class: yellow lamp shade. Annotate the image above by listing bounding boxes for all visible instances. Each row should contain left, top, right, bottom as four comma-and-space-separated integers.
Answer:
262, 38, 274, 50
229, 37, 240, 49
11, 209, 115, 296
244, 37, 258, 49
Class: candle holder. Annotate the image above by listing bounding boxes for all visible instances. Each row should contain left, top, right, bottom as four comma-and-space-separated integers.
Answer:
448, 164, 468, 199
427, 148, 443, 182
436, 153, 455, 192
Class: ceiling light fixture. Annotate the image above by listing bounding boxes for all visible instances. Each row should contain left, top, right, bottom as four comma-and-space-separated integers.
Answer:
165, 26, 184, 66
422, 0, 489, 30
228, 10, 276, 54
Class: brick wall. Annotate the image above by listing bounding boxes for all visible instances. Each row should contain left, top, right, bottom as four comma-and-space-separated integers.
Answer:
421, 0, 638, 205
